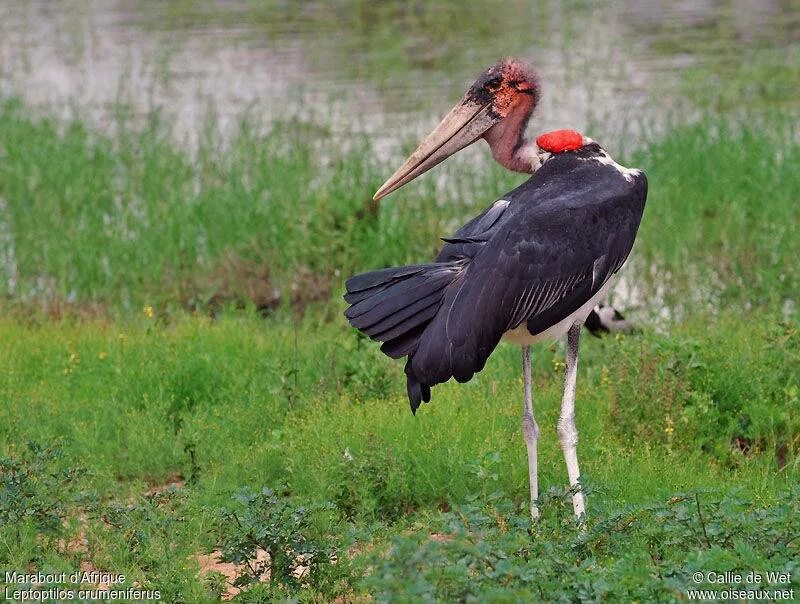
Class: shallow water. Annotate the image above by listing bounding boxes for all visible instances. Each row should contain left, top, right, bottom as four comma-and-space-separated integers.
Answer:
0, 0, 796, 150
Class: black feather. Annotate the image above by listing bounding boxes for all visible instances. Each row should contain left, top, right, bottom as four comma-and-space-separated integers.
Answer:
345, 265, 424, 293
381, 324, 427, 359
344, 264, 463, 361
440, 236, 487, 245
346, 270, 453, 324
343, 281, 393, 305
369, 299, 441, 341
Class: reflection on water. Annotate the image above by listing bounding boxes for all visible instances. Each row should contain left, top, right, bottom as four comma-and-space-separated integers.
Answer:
0, 0, 796, 150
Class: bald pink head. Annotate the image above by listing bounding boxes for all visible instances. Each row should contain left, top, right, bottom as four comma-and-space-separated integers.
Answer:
373, 58, 544, 200
465, 58, 539, 114
469, 58, 541, 173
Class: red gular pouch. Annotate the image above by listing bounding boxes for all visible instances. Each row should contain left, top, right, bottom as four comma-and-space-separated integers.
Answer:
535, 129, 584, 153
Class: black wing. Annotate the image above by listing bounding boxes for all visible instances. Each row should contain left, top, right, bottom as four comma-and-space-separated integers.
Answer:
408, 146, 647, 395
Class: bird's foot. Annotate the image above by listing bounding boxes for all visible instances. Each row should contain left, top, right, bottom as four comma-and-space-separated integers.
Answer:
569, 482, 586, 525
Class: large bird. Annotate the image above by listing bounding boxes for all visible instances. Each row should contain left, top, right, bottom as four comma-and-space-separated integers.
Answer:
344, 58, 647, 520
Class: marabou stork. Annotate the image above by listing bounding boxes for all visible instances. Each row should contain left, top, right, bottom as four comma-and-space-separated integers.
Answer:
344, 58, 647, 520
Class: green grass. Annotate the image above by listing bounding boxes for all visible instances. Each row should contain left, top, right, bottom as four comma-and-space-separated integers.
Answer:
0, 310, 796, 504
0, 309, 797, 600
0, 99, 798, 318
631, 115, 800, 310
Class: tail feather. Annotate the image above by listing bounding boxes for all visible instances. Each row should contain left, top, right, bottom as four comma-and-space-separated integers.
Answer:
345, 266, 459, 323
345, 264, 461, 335
405, 362, 431, 415
359, 289, 443, 335
344, 262, 463, 410
346, 277, 444, 327
370, 300, 440, 342
343, 282, 394, 305
345, 265, 425, 294
380, 323, 427, 359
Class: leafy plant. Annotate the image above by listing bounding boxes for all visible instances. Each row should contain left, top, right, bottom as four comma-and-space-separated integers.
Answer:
0, 441, 85, 541
362, 488, 800, 602
98, 486, 188, 559
212, 486, 346, 595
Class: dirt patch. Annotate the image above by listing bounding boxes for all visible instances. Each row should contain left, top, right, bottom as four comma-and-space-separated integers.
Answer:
76, 561, 118, 591
196, 549, 270, 601
195, 548, 340, 599
55, 516, 118, 592
182, 249, 281, 315
143, 474, 185, 496
56, 513, 89, 557
290, 264, 333, 316
428, 533, 454, 543
180, 250, 333, 317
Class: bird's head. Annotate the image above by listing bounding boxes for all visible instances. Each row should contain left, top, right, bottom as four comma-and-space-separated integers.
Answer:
373, 58, 540, 201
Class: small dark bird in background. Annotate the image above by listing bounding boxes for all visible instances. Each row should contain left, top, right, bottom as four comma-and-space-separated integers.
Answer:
584, 303, 636, 337
344, 58, 647, 521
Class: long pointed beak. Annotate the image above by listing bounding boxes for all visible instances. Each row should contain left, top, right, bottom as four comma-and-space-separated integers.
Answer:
373, 98, 502, 201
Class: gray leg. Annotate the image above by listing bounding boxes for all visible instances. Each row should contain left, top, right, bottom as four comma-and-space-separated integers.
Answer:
521, 345, 540, 521
557, 323, 586, 518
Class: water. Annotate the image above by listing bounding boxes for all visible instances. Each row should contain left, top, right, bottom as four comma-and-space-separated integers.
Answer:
0, 0, 796, 152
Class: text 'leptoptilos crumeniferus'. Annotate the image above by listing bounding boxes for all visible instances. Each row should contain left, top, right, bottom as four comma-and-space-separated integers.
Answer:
344, 58, 647, 521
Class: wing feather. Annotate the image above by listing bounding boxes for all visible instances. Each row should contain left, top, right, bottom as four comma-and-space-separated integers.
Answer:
407, 153, 648, 392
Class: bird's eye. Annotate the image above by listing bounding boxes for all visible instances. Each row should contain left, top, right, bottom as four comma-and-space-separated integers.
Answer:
485, 77, 502, 90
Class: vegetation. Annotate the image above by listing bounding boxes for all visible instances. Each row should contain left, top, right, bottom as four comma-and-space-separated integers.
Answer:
0, 305, 796, 600
0, 9, 798, 598
1, 100, 797, 317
